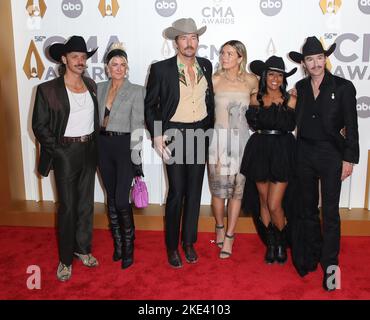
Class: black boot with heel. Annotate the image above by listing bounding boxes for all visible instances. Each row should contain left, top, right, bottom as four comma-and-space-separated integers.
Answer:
274, 225, 287, 264
264, 223, 276, 264
107, 198, 122, 262
119, 207, 135, 269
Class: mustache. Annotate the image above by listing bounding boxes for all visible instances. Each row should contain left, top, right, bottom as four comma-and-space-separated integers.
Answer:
75, 64, 87, 68
184, 46, 195, 50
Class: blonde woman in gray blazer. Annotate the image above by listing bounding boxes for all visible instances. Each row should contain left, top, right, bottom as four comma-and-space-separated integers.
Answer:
97, 43, 144, 269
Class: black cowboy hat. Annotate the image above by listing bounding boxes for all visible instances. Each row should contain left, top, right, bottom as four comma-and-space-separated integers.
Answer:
250, 55, 297, 78
49, 35, 98, 62
288, 36, 336, 63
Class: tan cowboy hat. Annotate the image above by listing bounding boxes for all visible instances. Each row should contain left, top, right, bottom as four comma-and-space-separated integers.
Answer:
164, 18, 207, 40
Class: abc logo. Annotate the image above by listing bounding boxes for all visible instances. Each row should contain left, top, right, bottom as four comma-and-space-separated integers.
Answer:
61, 0, 83, 18
357, 96, 370, 118
260, 0, 283, 16
359, 0, 370, 14
155, 0, 177, 17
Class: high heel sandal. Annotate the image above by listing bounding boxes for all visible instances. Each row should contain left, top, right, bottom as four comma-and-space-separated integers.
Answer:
215, 224, 225, 248
219, 233, 234, 259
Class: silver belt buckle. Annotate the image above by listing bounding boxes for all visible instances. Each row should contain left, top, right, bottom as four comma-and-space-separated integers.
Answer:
80, 135, 88, 142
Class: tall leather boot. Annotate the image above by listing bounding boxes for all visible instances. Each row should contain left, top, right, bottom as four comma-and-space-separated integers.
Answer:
275, 225, 287, 264
264, 223, 276, 264
119, 207, 135, 269
107, 198, 122, 261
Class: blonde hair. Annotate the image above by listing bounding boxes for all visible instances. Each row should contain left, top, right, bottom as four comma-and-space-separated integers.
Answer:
105, 42, 128, 65
105, 42, 129, 78
215, 40, 247, 76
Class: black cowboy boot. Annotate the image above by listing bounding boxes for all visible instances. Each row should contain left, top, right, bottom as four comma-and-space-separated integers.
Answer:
264, 223, 276, 264
274, 225, 288, 264
107, 198, 122, 261
119, 207, 135, 269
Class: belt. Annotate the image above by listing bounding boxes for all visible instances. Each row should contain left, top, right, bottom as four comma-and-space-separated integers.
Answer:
256, 130, 287, 135
168, 118, 209, 130
99, 130, 130, 136
61, 132, 94, 143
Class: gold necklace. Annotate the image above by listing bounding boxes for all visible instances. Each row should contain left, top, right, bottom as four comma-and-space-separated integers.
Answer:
65, 82, 86, 93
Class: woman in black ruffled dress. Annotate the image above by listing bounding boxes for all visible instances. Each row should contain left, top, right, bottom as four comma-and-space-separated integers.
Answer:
240, 56, 297, 264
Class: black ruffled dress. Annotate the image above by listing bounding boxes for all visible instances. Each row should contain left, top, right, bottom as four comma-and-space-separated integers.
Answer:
240, 102, 297, 248
240, 102, 296, 182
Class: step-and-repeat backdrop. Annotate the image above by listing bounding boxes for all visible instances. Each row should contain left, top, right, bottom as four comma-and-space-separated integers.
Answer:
11, 0, 370, 208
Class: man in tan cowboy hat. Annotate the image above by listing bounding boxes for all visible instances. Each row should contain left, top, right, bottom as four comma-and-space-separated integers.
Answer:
288, 36, 359, 291
32, 35, 100, 281
145, 18, 215, 268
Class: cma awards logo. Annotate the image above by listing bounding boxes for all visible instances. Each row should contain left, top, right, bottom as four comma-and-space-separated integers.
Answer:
328, 32, 370, 118
155, 0, 177, 17
201, 0, 235, 25
260, 0, 282, 17
23, 40, 45, 80
98, 0, 120, 17
161, 40, 175, 59
358, 0, 370, 14
266, 38, 277, 56
330, 33, 370, 81
26, 0, 47, 30
23, 36, 121, 81
26, 0, 46, 17
61, 0, 83, 18
319, 0, 342, 14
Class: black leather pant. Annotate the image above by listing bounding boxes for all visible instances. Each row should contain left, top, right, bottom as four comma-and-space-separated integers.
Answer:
98, 134, 135, 260
98, 134, 134, 212
53, 138, 97, 266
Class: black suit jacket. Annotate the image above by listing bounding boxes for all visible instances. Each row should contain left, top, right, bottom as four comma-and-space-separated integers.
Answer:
144, 55, 215, 138
32, 76, 99, 177
295, 72, 359, 164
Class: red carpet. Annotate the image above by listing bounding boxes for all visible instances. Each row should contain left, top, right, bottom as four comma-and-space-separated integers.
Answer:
1, 226, 370, 300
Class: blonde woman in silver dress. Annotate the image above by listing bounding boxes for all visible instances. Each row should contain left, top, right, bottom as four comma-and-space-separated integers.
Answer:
208, 40, 258, 258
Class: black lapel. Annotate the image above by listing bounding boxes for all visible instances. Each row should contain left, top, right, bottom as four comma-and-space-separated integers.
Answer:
296, 77, 310, 128
169, 55, 180, 101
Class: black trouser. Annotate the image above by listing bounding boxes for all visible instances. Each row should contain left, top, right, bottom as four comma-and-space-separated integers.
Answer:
98, 134, 134, 212
165, 121, 210, 250
297, 138, 342, 272
53, 138, 97, 266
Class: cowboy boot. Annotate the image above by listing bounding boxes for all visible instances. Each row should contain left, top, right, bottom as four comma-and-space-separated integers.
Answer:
275, 225, 287, 264
264, 223, 276, 264
107, 198, 122, 261
119, 207, 135, 269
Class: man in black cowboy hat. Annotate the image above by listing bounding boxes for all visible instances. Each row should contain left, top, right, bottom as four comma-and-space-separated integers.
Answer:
32, 35, 100, 281
288, 36, 359, 291
145, 18, 215, 268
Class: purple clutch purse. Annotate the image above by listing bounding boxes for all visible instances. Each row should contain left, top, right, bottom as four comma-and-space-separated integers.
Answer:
131, 177, 148, 208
